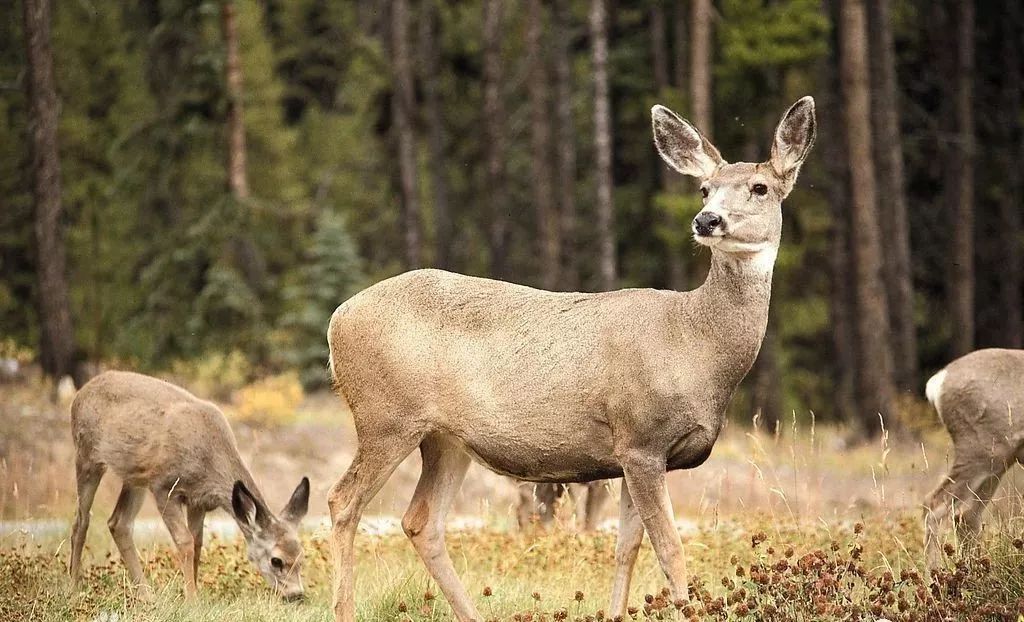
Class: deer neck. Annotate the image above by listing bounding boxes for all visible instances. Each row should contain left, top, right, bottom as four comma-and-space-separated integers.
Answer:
687, 245, 776, 369
205, 454, 266, 516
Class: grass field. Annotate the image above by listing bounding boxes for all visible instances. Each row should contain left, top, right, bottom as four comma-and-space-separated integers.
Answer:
2, 376, 1024, 621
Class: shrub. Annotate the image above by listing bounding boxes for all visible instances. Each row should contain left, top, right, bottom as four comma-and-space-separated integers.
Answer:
170, 350, 252, 401
231, 372, 304, 427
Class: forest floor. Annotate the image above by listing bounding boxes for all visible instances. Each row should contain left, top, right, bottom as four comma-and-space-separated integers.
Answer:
2, 376, 1024, 620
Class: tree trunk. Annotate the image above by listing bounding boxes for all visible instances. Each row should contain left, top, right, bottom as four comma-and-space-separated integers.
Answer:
590, 0, 616, 291
672, 0, 687, 91
839, 0, 896, 435
651, 2, 685, 290
998, 0, 1023, 348
821, 0, 857, 424
528, 0, 559, 289
392, 0, 421, 269
867, 0, 917, 391
690, 0, 713, 134
949, 1, 975, 358
483, 0, 509, 279
222, 1, 249, 200
552, 0, 578, 290
23, 0, 80, 386
419, 0, 451, 270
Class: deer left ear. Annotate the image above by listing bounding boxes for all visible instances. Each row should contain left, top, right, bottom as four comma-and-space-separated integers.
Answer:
770, 96, 816, 185
281, 476, 310, 526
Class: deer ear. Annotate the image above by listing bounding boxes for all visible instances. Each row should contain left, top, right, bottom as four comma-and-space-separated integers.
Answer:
652, 105, 723, 179
770, 96, 816, 184
281, 476, 310, 526
231, 480, 267, 533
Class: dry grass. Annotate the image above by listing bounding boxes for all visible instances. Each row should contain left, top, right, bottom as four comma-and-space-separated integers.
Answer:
3, 376, 1024, 620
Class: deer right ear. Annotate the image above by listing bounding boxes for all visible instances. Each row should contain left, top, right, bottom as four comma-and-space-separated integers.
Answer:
652, 105, 723, 179
231, 481, 265, 533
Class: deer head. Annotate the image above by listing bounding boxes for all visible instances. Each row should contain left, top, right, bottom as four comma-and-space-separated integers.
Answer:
652, 97, 816, 268
231, 477, 310, 601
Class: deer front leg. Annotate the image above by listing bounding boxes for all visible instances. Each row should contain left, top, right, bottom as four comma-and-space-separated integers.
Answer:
187, 506, 206, 587
609, 479, 644, 617
620, 454, 687, 603
154, 491, 197, 598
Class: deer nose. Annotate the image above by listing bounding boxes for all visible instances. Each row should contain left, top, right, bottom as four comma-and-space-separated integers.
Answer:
693, 212, 723, 236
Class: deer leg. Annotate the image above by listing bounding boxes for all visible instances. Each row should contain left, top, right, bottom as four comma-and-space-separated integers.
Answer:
107, 485, 149, 596
582, 480, 611, 532
609, 479, 645, 617
186, 506, 206, 586
924, 451, 1009, 569
329, 435, 421, 622
621, 456, 687, 602
153, 491, 197, 598
402, 435, 478, 622
69, 460, 105, 588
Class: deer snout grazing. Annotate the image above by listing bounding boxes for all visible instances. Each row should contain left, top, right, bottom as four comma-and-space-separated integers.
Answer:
693, 211, 723, 237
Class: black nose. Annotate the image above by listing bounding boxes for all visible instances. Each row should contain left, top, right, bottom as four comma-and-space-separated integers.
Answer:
693, 212, 723, 235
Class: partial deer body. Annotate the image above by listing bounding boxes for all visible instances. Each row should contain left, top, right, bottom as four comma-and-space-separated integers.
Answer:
69, 371, 309, 600
517, 481, 610, 532
923, 348, 1024, 567
326, 97, 815, 621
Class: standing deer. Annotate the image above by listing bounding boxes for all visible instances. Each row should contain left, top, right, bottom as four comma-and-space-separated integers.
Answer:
923, 348, 1024, 568
326, 97, 815, 621
69, 371, 310, 600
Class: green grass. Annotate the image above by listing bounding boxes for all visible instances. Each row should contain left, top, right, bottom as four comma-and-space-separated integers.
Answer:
4, 513, 1024, 621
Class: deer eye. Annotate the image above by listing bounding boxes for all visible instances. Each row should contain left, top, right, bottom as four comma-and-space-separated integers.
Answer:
271, 557, 284, 571
752, 183, 768, 196
700, 186, 709, 199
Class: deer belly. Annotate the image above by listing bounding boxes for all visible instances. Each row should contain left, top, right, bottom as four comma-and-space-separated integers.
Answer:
458, 429, 622, 483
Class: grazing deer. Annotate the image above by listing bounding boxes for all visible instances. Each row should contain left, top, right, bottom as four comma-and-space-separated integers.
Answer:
923, 348, 1024, 568
326, 97, 815, 621
517, 482, 610, 532
68, 371, 310, 600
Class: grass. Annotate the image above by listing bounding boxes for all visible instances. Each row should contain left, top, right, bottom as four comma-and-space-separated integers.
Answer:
3, 512, 1024, 621
4, 376, 1024, 620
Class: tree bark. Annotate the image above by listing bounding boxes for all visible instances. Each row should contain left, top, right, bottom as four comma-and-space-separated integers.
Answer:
552, 0, 578, 290
392, 0, 421, 269
820, 0, 857, 424
998, 0, 1023, 348
949, 1, 975, 358
867, 0, 917, 391
419, 0, 451, 270
483, 0, 509, 279
590, 0, 616, 291
23, 0, 80, 385
528, 0, 559, 289
839, 0, 896, 435
672, 0, 687, 91
690, 0, 713, 135
222, 1, 249, 200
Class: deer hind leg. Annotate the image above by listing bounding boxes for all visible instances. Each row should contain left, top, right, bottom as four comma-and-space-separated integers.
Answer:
609, 479, 645, 617
402, 434, 478, 622
107, 485, 149, 597
69, 459, 105, 588
329, 432, 422, 622
153, 490, 197, 598
186, 506, 206, 586
924, 451, 1009, 569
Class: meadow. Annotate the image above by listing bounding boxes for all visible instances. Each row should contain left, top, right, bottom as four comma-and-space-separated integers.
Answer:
2, 374, 1024, 621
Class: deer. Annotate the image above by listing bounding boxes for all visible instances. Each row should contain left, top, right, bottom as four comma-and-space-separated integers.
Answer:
517, 481, 610, 532
325, 96, 815, 622
923, 348, 1024, 569
68, 370, 310, 601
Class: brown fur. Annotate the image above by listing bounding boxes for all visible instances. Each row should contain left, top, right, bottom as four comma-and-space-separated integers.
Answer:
68, 371, 309, 600
325, 97, 816, 621
923, 349, 1024, 568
